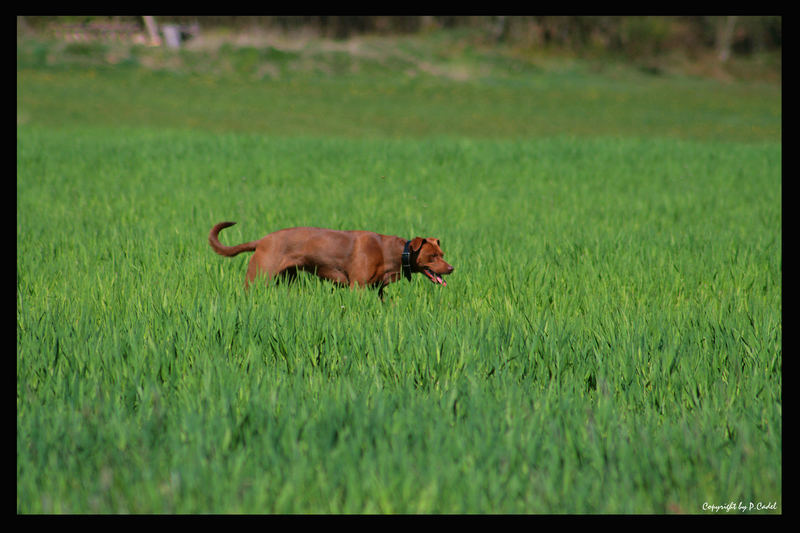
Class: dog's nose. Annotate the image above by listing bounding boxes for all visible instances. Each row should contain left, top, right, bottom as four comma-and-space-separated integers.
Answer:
447, 265, 454, 274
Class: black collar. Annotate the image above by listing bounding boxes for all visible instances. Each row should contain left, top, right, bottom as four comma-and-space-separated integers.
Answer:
401, 240, 413, 282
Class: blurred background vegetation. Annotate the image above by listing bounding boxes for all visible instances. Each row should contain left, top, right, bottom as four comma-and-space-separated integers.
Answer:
17, 16, 781, 83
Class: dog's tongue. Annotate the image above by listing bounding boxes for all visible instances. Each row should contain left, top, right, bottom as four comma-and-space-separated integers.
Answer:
424, 269, 446, 286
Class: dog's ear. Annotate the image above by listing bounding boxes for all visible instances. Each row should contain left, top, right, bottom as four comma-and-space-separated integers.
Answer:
410, 237, 427, 253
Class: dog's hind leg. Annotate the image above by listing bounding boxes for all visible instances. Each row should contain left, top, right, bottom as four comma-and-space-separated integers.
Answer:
245, 251, 284, 288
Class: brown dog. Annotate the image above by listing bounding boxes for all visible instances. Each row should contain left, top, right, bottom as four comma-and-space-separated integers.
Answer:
209, 222, 454, 298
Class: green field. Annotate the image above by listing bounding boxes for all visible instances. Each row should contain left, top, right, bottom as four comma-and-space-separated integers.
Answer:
17, 35, 781, 513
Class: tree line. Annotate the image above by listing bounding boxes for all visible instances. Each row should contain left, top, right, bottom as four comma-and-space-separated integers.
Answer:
21, 16, 780, 60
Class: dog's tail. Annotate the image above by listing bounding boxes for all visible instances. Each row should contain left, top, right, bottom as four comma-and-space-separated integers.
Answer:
209, 221, 258, 257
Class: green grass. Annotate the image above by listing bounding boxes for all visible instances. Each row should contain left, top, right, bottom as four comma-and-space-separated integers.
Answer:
18, 67, 780, 142
17, 37, 781, 513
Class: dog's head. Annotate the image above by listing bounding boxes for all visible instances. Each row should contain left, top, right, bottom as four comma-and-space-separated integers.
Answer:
409, 237, 454, 286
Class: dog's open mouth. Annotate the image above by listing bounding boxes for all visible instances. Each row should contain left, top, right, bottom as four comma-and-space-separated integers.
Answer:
423, 268, 447, 286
